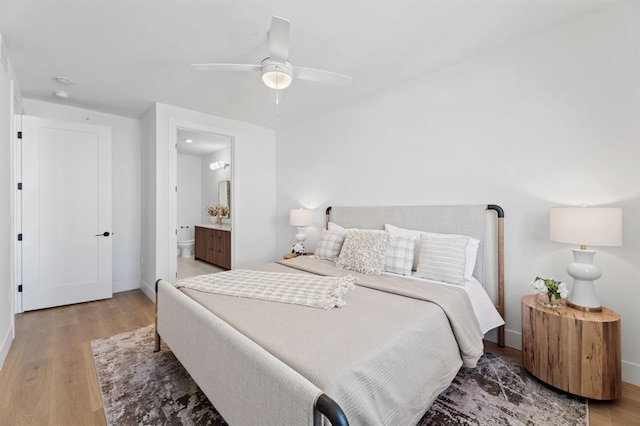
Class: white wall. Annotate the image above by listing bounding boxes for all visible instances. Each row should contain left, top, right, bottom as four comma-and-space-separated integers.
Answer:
140, 103, 276, 295
177, 153, 202, 242
276, 3, 640, 385
201, 146, 231, 224
0, 35, 18, 369
22, 99, 142, 293
139, 105, 157, 297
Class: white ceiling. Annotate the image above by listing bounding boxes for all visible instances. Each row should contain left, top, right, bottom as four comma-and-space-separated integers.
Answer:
0, 0, 619, 129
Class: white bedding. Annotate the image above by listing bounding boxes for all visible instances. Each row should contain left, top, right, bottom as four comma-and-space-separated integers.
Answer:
388, 272, 505, 335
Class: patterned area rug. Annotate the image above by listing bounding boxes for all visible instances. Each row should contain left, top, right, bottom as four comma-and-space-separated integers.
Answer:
91, 325, 587, 425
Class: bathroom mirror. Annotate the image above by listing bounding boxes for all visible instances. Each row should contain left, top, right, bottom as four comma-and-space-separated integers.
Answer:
218, 180, 230, 218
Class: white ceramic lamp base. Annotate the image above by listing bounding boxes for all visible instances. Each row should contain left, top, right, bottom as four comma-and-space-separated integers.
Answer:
566, 248, 603, 312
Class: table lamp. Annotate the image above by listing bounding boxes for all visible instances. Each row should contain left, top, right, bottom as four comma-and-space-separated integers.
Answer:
549, 207, 622, 312
290, 208, 313, 246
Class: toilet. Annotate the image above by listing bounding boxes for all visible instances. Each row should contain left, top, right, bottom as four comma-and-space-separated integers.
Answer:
177, 226, 195, 258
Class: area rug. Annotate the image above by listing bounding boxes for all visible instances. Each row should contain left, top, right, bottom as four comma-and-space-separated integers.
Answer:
91, 325, 588, 425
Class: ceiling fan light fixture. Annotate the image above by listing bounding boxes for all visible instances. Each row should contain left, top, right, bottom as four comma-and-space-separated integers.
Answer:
261, 60, 292, 90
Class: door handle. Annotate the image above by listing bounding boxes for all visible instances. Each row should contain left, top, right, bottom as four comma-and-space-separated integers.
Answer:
95, 232, 112, 237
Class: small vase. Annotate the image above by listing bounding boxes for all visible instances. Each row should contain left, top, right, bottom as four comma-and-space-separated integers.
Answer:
538, 293, 562, 309
215, 214, 223, 225
209, 216, 216, 224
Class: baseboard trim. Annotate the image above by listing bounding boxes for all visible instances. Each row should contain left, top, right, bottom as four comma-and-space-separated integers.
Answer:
622, 360, 640, 387
113, 279, 140, 293
0, 324, 14, 371
139, 279, 155, 302
505, 328, 522, 350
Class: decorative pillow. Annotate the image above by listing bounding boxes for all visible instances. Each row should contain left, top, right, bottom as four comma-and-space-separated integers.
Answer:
328, 221, 346, 231
382, 235, 416, 276
314, 230, 346, 261
336, 229, 391, 275
385, 224, 479, 279
415, 233, 468, 285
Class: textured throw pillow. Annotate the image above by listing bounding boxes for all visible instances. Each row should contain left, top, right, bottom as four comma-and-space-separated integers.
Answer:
315, 230, 346, 261
382, 235, 416, 276
385, 224, 479, 279
415, 233, 468, 285
336, 229, 391, 275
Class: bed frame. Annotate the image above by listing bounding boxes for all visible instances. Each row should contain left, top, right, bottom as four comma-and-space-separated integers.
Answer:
154, 204, 505, 425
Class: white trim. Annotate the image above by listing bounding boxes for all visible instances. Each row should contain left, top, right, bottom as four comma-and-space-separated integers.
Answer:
11, 89, 22, 315
0, 323, 13, 369
139, 278, 155, 302
504, 328, 522, 350
622, 360, 640, 387
113, 280, 140, 293
167, 119, 236, 283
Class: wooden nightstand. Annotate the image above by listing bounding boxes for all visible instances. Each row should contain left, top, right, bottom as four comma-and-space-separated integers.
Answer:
521, 294, 621, 400
283, 253, 313, 260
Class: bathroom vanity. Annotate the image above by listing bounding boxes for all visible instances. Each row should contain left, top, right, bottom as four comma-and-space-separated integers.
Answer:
194, 224, 231, 269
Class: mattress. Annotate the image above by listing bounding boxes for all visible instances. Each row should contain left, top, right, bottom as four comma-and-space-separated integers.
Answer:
175, 256, 487, 425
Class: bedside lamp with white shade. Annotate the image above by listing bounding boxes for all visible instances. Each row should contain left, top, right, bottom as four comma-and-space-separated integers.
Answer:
549, 207, 622, 312
290, 207, 314, 247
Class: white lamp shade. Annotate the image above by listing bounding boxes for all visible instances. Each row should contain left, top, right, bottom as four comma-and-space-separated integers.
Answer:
550, 207, 622, 247
289, 208, 313, 227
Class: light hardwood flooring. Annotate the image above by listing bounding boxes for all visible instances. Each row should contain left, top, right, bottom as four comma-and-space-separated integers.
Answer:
0, 291, 638, 425
177, 255, 225, 280
0, 290, 155, 425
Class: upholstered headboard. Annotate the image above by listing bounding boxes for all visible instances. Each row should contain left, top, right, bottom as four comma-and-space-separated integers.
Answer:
326, 204, 505, 346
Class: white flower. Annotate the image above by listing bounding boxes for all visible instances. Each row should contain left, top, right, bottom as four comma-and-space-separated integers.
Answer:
558, 282, 569, 299
532, 279, 548, 294
291, 243, 305, 254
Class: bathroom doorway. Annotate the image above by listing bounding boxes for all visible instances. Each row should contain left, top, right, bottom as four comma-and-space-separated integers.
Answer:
176, 127, 232, 280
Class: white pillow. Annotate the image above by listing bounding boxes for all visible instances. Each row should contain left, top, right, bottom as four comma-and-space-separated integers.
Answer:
336, 229, 391, 275
328, 221, 346, 231
383, 235, 416, 276
385, 224, 479, 279
315, 230, 346, 261
415, 233, 468, 285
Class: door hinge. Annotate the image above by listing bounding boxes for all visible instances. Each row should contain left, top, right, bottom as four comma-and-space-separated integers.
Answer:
17, 233, 22, 241
175, 229, 177, 235
17, 131, 22, 139
175, 186, 177, 192
17, 182, 22, 190
18, 284, 22, 293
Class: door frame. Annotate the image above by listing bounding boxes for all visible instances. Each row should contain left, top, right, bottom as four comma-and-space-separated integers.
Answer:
11, 88, 23, 314
167, 119, 236, 283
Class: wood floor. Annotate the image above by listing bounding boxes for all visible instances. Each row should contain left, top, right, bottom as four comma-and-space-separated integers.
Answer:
0, 290, 638, 425
0, 290, 154, 425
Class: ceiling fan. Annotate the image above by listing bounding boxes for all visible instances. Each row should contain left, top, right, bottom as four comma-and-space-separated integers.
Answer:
192, 16, 353, 90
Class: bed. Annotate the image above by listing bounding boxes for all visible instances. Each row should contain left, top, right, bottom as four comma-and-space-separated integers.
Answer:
155, 204, 505, 425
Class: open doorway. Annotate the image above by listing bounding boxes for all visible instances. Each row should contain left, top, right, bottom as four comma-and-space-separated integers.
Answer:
176, 128, 232, 280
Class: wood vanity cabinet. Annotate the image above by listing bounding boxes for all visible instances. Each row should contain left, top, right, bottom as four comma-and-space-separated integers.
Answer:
194, 226, 231, 270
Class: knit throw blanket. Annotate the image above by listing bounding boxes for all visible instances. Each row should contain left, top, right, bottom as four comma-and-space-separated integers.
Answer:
176, 269, 357, 310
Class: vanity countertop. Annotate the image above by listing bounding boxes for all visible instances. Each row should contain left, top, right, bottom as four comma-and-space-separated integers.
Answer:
196, 223, 232, 232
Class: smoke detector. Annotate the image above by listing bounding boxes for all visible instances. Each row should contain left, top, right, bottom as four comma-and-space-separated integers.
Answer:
53, 76, 74, 85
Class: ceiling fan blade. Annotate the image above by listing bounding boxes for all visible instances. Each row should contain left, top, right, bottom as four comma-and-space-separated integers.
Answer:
293, 67, 354, 86
269, 16, 290, 62
191, 63, 261, 72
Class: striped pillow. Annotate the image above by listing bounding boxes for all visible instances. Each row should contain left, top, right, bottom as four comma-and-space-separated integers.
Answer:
315, 230, 346, 261
383, 236, 415, 276
416, 233, 468, 285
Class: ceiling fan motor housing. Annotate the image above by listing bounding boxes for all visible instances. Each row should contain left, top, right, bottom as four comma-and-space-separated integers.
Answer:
260, 58, 293, 89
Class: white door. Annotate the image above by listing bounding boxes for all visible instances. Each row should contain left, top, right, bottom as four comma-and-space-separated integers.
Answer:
21, 115, 112, 311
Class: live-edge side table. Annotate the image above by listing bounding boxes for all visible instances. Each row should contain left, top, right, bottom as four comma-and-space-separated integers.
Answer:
521, 294, 621, 400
